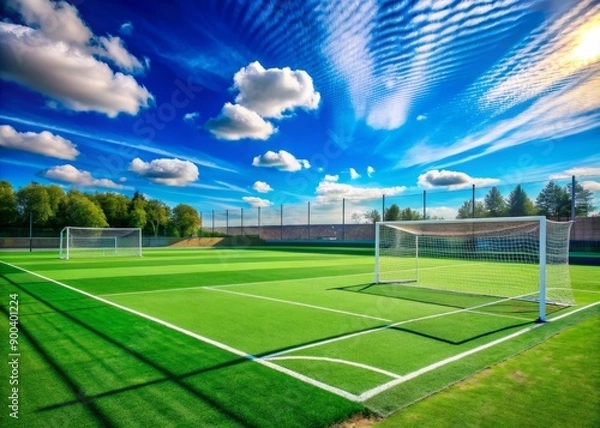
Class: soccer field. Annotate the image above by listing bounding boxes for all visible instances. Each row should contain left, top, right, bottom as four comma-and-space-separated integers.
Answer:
1, 247, 599, 427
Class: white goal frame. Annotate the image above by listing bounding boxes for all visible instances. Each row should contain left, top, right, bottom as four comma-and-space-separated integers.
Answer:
59, 227, 143, 260
375, 216, 573, 322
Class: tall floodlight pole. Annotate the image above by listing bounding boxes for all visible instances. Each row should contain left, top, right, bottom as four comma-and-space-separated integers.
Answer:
423, 190, 426, 219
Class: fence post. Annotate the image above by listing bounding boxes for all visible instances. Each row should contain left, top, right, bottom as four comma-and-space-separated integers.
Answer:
571, 175, 576, 220
423, 190, 427, 219
226, 209, 229, 235
472, 184, 476, 218
308, 201, 311, 240
29, 211, 33, 253
241, 208, 244, 236
211, 210, 215, 233
342, 198, 346, 241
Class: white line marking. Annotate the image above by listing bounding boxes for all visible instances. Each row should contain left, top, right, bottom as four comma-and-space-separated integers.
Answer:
357, 300, 600, 401
0, 260, 360, 402
267, 356, 402, 379
263, 292, 537, 359
204, 287, 391, 322
548, 301, 600, 322
100, 272, 372, 297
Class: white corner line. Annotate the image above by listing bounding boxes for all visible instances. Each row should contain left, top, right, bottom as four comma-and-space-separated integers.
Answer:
0, 260, 360, 403
267, 356, 402, 379
204, 287, 391, 322
357, 300, 600, 401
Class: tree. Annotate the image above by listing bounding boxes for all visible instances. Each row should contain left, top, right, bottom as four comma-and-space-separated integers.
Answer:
128, 191, 147, 229
383, 204, 401, 221
456, 200, 486, 219
16, 183, 52, 226
94, 192, 130, 227
145, 199, 170, 237
567, 180, 595, 217
484, 187, 506, 217
400, 207, 422, 220
364, 209, 381, 223
0, 181, 18, 226
63, 191, 109, 227
535, 181, 570, 218
171, 204, 201, 237
507, 185, 536, 216
350, 212, 363, 224
46, 185, 67, 228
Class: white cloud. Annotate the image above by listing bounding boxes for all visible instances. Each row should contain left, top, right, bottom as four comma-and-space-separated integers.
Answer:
183, 111, 200, 124
426, 206, 458, 219
243, 196, 272, 208
252, 150, 310, 172
252, 181, 273, 193
232, 61, 320, 119
581, 181, 600, 192
0, 0, 152, 117
367, 166, 375, 177
366, 91, 410, 130
416, 114, 427, 121
7, 0, 93, 46
0, 23, 153, 117
0, 124, 79, 159
119, 22, 134, 36
205, 103, 276, 140
316, 180, 406, 204
349, 168, 361, 180
129, 157, 199, 186
96, 35, 146, 74
418, 169, 500, 189
550, 167, 600, 180
324, 174, 339, 182
43, 164, 121, 188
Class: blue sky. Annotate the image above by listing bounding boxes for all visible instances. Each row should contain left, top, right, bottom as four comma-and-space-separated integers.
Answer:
0, 0, 599, 221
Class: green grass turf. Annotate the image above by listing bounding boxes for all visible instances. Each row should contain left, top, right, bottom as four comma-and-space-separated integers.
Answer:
376, 315, 600, 427
0, 248, 598, 426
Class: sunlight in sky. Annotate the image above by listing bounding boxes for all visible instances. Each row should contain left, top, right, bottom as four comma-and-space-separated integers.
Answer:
571, 21, 600, 64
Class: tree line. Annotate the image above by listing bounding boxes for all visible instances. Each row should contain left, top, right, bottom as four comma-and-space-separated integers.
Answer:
0, 181, 202, 237
358, 181, 595, 222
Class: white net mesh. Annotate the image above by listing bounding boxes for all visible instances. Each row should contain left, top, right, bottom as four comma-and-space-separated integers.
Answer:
376, 218, 573, 308
60, 227, 142, 259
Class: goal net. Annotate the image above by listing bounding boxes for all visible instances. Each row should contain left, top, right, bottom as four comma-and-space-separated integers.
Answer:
59, 227, 142, 260
375, 216, 573, 321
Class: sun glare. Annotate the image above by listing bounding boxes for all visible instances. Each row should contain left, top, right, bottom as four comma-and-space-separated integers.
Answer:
571, 23, 600, 64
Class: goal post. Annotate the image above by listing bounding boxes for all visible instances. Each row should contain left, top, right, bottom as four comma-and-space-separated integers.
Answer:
374, 216, 574, 321
59, 227, 142, 260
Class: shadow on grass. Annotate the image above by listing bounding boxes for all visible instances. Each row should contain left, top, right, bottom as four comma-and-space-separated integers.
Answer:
1, 268, 258, 428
